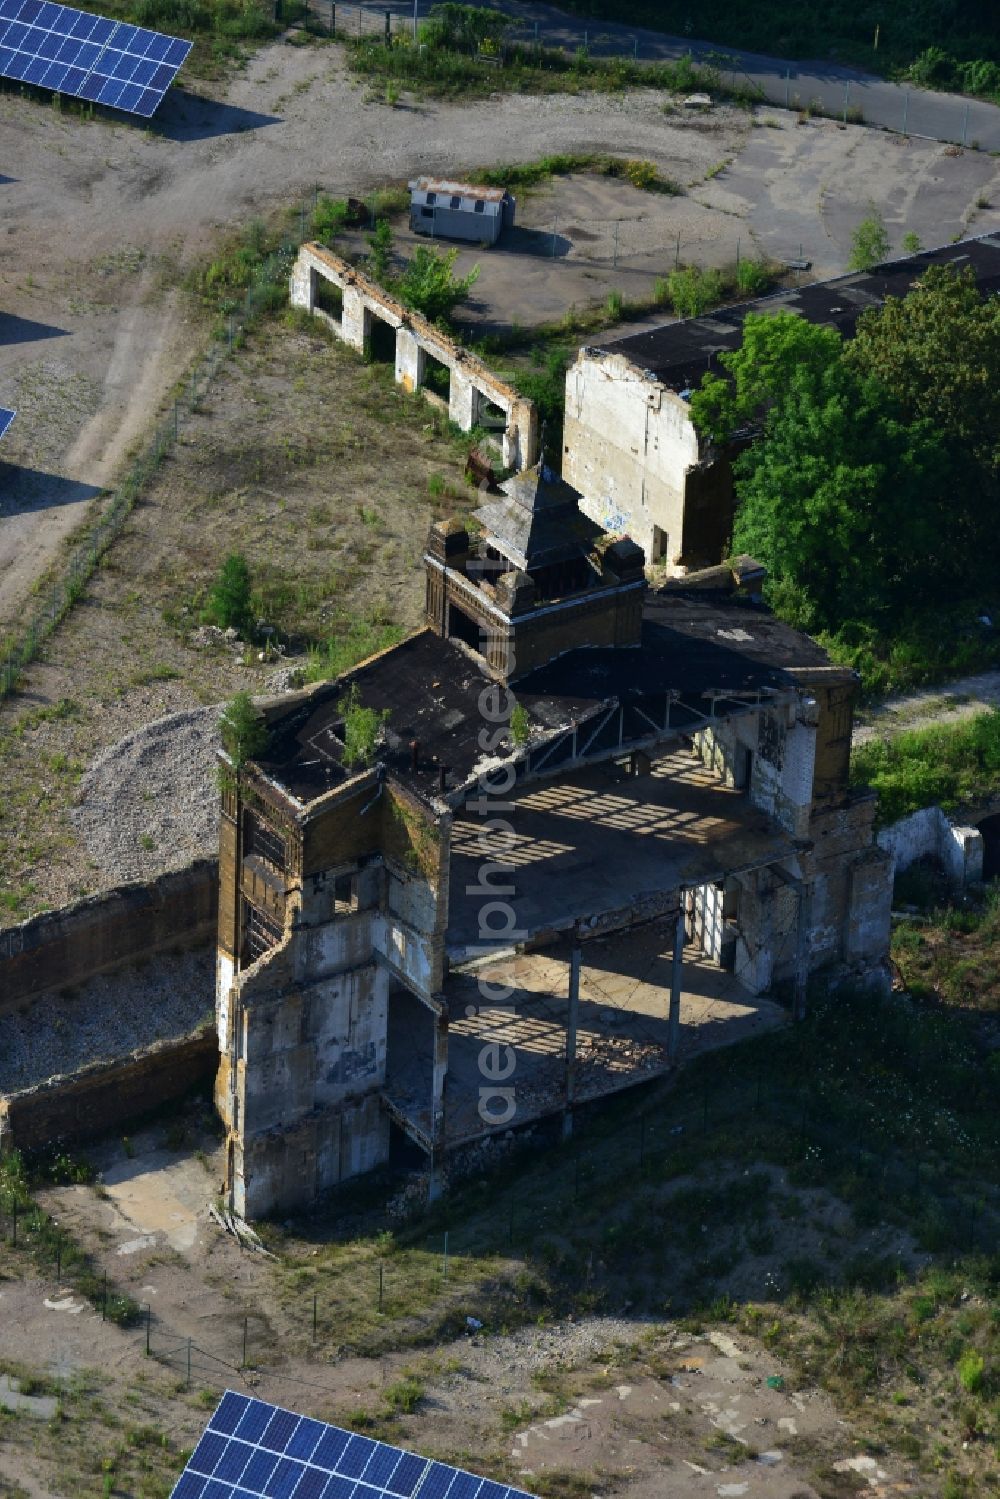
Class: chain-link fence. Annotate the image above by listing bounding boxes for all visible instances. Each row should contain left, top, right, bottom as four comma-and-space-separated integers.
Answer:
0, 1031, 994, 1402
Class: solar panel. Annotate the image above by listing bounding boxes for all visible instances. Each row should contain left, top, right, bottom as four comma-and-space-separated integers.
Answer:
0, 0, 191, 117
0, 406, 14, 440
171, 1391, 540, 1499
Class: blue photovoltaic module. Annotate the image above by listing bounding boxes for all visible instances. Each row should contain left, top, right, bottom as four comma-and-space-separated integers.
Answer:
0, 406, 15, 440
0, 0, 191, 117
171, 1390, 540, 1499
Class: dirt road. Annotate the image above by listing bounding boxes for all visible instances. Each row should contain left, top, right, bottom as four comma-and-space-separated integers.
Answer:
853, 668, 1000, 745
1, 37, 998, 632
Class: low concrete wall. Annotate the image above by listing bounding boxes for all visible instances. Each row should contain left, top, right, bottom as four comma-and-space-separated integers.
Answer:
0, 1028, 217, 1152
877, 805, 983, 889
0, 861, 218, 1013
290, 243, 539, 471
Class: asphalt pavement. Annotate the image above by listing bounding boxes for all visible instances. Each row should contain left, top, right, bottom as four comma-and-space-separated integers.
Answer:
374, 0, 1000, 153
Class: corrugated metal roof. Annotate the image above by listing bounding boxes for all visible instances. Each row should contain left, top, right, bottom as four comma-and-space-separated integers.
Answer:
410, 176, 508, 204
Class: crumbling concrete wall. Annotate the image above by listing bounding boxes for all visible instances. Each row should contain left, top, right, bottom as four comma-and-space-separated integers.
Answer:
563, 351, 706, 564
0, 861, 217, 1014
216, 768, 450, 1218
0, 1028, 216, 1152
878, 805, 984, 889
290, 243, 539, 471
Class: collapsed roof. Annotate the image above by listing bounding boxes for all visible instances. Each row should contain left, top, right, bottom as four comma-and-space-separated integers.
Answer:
255, 571, 832, 808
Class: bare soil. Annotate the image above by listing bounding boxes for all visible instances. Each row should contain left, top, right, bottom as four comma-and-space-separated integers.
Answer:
0, 314, 468, 920
0, 1116, 923, 1499
3, 39, 998, 630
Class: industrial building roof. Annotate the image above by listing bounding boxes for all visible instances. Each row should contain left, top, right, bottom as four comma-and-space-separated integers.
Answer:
256, 582, 833, 807
473, 465, 604, 571
592, 233, 1000, 393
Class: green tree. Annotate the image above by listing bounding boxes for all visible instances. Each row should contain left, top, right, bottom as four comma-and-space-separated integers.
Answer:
729, 357, 949, 631
219, 692, 268, 772
203, 553, 255, 637
689, 311, 843, 443
396, 245, 480, 325
367, 220, 394, 282
845, 263, 1000, 475
848, 208, 890, 271
901, 230, 922, 254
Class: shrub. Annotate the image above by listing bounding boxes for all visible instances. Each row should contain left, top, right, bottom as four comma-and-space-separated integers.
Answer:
623, 158, 658, 190
396, 245, 479, 325
735, 257, 773, 297
848, 208, 890, 271
311, 195, 349, 244
510, 702, 531, 745
419, 2, 509, 53
957, 1348, 985, 1393
605, 289, 624, 319
338, 683, 390, 769
367, 219, 394, 282
219, 692, 268, 772
667, 265, 725, 318
203, 552, 254, 636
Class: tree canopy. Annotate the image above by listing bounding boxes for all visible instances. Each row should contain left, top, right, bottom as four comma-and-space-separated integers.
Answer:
844, 264, 1000, 477
688, 268, 1000, 639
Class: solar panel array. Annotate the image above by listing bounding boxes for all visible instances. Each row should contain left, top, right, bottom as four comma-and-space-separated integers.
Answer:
0, 0, 191, 117
171, 1391, 539, 1499
0, 407, 15, 440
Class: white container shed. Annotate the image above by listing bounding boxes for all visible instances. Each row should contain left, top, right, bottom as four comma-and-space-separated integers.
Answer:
409, 176, 515, 245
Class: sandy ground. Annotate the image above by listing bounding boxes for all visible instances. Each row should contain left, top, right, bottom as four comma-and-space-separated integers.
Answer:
0, 1119, 916, 1498
2, 37, 999, 630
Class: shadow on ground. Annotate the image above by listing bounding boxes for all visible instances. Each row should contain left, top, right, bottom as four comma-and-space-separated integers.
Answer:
0, 467, 101, 513
153, 90, 282, 142
0, 312, 70, 346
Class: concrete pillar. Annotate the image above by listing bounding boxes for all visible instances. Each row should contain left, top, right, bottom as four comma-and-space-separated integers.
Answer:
667, 905, 684, 1060
289, 250, 314, 312
428, 1008, 448, 1201
793, 880, 812, 1022
448, 366, 478, 430
341, 285, 367, 353
395, 327, 426, 393
563, 943, 581, 1139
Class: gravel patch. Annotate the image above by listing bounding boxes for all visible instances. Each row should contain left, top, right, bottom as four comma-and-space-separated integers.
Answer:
72, 705, 223, 884
0, 946, 214, 1094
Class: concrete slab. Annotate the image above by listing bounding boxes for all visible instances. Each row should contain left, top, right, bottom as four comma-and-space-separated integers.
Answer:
384, 919, 786, 1149
446, 747, 795, 953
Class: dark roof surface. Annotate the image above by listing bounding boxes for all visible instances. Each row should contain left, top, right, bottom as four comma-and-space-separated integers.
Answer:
594, 234, 1000, 392
474, 465, 603, 571
258, 587, 832, 805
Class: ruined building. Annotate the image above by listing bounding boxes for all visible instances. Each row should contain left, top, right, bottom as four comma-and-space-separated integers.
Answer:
214, 466, 891, 1219
563, 234, 1000, 567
